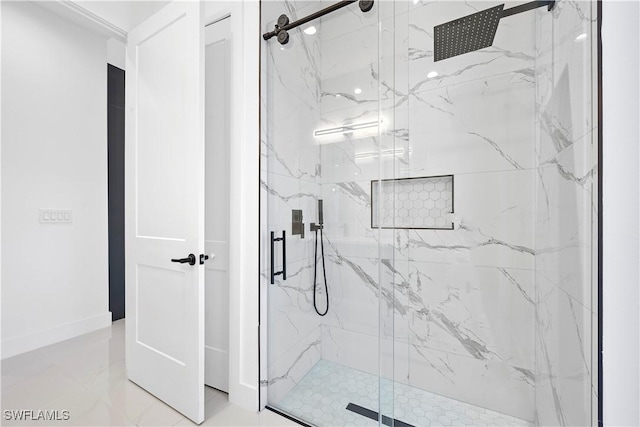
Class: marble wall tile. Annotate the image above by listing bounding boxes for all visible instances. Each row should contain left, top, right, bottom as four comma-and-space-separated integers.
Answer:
396, 169, 535, 270
317, 0, 401, 46
268, 257, 323, 365
267, 326, 322, 405
406, 72, 536, 176
408, 343, 535, 421
320, 253, 381, 337
404, 262, 535, 371
534, 278, 594, 426
535, 1, 596, 56
262, 77, 321, 182
535, 373, 594, 427
319, 137, 382, 184
263, 1, 323, 110
262, 172, 320, 266
533, 1, 597, 423
535, 132, 595, 309
319, 179, 376, 241
534, 2, 596, 163
321, 325, 410, 385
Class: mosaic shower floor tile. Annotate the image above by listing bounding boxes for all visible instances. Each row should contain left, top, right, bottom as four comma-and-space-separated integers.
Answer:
274, 360, 531, 427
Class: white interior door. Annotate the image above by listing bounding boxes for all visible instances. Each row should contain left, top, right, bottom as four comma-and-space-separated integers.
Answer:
204, 16, 231, 393
125, 1, 205, 423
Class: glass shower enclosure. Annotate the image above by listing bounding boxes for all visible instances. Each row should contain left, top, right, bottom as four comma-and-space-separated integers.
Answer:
260, 1, 598, 426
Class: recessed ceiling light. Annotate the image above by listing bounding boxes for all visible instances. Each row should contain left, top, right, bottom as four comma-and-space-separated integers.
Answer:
304, 26, 317, 35
354, 88, 362, 94
575, 33, 588, 42
427, 71, 438, 78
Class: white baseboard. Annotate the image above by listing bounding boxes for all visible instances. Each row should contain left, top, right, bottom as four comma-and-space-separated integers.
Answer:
229, 381, 258, 412
1, 312, 112, 359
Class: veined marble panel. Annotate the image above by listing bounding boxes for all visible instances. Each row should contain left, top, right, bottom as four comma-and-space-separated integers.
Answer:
263, 1, 322, 111
318, 20, 410, 115
535, 27, 595, 164
318, 136, 382, 184
407, 72, 536, 176
267, 326, 322, 405
318, 133, 408, 185
402, 262, 535, 371
396, 169, 535, 269
409, 343, 535, 421
535, 1, 596, 56
268, 257, 323, 364
321, 325, 410, 385
535, 133, 595, 309
534, 276, 593, 426
320, 253, 381, 337
534, 0, 596, 164
321, 167, 535, 269
533, 1, 597, 422
317, 0, 404, 46
319, 179, 375, 242
263, 172, 320, 266
262, 77, 322, 182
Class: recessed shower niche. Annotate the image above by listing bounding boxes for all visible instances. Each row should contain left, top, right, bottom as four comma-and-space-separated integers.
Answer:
371, 175, 454, 230
260, 0, 599, 426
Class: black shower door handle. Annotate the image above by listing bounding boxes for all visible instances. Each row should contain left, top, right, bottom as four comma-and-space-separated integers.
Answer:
270, 231, 287, 284
171, 254, 197, 266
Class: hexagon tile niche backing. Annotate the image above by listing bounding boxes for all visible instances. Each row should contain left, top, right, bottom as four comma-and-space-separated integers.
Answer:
371, 175, 454, 230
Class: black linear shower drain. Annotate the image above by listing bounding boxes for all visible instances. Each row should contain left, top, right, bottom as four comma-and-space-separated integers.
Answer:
346, 403, 416, 427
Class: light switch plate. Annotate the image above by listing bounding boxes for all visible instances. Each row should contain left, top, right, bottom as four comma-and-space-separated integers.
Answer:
40, 209, 72, 224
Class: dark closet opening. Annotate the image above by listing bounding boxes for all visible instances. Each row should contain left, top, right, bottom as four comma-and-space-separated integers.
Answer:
108, 64, 125, 321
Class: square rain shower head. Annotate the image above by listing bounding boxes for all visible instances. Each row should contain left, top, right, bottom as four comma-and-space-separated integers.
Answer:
434, 4, 505, 62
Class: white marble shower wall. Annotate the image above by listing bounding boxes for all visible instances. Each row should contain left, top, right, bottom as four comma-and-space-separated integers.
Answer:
263, 0, 597, 424
316, 0, 538, 421
533, 1, 598, 426
261, 0, 326, 405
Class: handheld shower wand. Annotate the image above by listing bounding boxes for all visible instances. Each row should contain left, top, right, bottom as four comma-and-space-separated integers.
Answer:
311, 200, 329, 316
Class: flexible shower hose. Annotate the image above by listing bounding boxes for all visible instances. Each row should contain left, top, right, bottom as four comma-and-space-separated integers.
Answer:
313, 227, 329, 316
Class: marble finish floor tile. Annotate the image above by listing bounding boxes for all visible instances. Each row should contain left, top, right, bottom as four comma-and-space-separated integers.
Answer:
1, 320, 297, 427
274, 360, 531, 427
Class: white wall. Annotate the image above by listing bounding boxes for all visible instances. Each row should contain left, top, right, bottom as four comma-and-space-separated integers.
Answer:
1, 1, 111, 359
107, 37, 126, 70
287, 2, 640, 422
602, 0, 640, 425
75, 0, 170, 33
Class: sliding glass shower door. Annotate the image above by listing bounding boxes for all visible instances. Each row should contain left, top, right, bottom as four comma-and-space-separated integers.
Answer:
260, 1, 598, 426
260, 0, 405, 424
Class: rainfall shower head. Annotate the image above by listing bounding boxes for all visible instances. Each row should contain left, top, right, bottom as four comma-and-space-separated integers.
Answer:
434, 4, 504, 62
433, 0, 556, 62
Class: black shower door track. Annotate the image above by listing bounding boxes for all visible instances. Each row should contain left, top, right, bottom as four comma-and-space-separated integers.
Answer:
262, 0, 372, 42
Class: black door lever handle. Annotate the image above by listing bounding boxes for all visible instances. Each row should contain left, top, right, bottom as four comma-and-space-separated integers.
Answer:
171, 254, 196, 266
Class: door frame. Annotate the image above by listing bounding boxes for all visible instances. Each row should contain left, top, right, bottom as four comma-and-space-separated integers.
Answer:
203, 1, 261, 412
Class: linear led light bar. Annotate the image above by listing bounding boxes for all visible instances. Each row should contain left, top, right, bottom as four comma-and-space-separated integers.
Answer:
313, 120, 379, 137
355, 148, 405, 160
